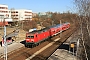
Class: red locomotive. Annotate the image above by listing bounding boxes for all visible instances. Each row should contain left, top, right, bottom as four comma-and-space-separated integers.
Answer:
25, 22, 70, 47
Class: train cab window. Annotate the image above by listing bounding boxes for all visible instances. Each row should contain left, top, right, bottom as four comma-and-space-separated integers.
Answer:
27, 36, 34, 38
27, 36, 30, 38
31, 36, 34, 38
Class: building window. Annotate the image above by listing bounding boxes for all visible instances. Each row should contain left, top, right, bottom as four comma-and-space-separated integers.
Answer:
25, 14, 32, 16
9, 11, 11, 13
25, 11, 32, 14
0, 7, 7, 9
11, 11, 15, 13
16, 11, 18, 13
16, 15, 18, 16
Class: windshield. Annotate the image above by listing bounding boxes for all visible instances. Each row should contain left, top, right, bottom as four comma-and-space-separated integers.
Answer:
26, 35, 34, 38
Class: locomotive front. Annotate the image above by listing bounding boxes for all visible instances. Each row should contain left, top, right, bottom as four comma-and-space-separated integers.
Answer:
26, 33, 35, 42
25, 32, 37, 47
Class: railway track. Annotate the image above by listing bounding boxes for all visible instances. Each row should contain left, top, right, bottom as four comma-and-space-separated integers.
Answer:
0, 24, 77, 60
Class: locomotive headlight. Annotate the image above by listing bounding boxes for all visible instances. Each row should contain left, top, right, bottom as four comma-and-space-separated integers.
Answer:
26, 39, 29, 40
26, 39, 30, 42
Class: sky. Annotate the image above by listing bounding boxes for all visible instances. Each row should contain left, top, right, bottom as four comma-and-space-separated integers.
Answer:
0, 0, 74, 13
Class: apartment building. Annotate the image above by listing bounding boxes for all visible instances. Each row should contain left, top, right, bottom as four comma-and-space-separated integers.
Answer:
0, 4, 11, 21
0, 4, 32, 21
11, 9, 32, 21
0, 4, 12, 26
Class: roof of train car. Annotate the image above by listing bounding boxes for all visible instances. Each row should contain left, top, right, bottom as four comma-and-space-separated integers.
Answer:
49, 24, 63, 28
27, 24, 62, 34
27, 22, 70, 34
63, 22, 70, 25
28, 27, 50, 34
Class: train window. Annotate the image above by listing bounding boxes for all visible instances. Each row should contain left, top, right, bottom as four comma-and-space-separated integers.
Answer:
36, 35, 37, 37
53, 30, 55, 32
31, 36, 34, 38
27, 36, 30, 38
7, 37, 12, 40
27, 36, 34, 38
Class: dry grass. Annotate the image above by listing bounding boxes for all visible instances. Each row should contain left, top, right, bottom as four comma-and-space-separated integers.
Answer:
0, 27, 27, 42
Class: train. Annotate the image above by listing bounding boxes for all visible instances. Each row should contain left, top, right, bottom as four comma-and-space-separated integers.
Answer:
25, 22, 70, 47
2, 37, 12, 46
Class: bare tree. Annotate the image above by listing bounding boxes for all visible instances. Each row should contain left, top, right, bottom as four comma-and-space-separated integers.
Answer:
74, 0, 90, 60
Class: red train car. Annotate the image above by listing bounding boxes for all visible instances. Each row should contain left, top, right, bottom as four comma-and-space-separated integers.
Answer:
25, 22, 70, 47
2, 37, 12, 46
62, 23, 70, 31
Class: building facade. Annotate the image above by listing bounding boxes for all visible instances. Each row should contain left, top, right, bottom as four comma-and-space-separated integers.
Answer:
0, 4, 32, 22
0, 4, 11, 21
11, 9, 32, 21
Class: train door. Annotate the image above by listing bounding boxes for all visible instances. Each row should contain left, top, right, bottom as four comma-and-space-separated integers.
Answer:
34, 34, 38, 43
